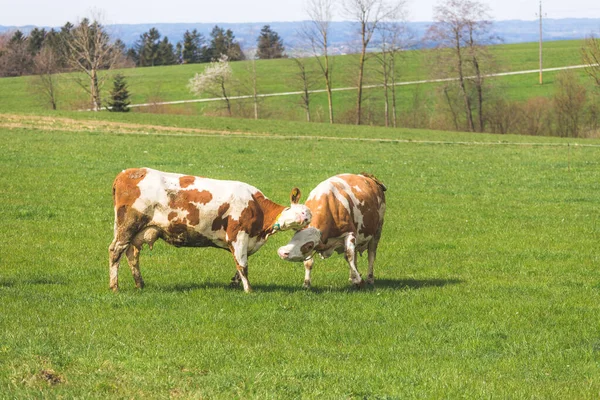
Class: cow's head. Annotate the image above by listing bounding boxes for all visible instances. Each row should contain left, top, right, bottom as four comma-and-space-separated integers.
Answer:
277, 227, 321, 262
272, 188, 311, 231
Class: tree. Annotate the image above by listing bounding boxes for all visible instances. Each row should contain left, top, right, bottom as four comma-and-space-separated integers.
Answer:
425, 0, 496, 132
188, 55, 234, 116
31, 44, 62, 110
156, 37, 177, 65
208, 26, 245, 61
554, 70, 587, 137
256, 25, 286, 59
27, 28, 47, 56
291, 56, 319, 122
343, 0, 404, 125
62, 18, 122, 111
134, 28, 161, 66
182, 29, 207, 63
242, 49, 261, 119
375, 20, 411, 127
0, 30, 33, 76
108, 73, 131, 112
301, 0, 336, 124
582, 35, 600, 87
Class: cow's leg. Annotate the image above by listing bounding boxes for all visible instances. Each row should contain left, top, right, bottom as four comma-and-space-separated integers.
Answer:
125, 244, 144, 289
366, 238, 378, 285
303, 257, 314, 289
108, 239, 128, 292
344, 233, 364, 287
229, 232, 252, 293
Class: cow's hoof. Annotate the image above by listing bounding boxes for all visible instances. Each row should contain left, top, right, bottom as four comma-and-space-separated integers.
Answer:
303, 281, 312, 290
110, 286, 118, 293
354, 280, 366, 289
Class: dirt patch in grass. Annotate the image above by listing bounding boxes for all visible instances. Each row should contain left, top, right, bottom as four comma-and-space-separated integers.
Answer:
39, 369, 64, 385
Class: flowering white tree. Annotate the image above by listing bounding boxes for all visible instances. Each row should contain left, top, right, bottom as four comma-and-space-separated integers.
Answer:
188, 55, 233, 115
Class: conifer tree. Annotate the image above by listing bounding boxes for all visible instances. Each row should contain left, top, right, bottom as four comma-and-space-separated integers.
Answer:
256, 25, 285, 59
108, 73, 131, 112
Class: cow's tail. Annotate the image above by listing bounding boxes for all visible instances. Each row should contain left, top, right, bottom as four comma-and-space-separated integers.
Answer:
360, 172, 387, 192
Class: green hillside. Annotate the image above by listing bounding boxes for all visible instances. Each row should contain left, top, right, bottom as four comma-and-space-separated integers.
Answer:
0, 40, 588, 115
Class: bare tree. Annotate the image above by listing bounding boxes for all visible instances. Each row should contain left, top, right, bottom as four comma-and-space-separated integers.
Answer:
554, 70, 587, 138
582, 35, 600, 87
375, 20, 411, 127
63, 18, 122, 111
291, 56, 319, 122
31, 45, 62, 110
301, 0, 336, 124
343, 0, 404, 125
0, 31, 33, 77
426, 0, 495, 132
242, 48, 261, 119
188, 55, 233, 116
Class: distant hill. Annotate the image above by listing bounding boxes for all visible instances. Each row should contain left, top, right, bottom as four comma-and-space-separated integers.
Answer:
1, 18, 599, 52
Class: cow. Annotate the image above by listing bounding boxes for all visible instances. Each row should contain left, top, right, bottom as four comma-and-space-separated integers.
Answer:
277, 173, 386, 288
109, 168, 311, 293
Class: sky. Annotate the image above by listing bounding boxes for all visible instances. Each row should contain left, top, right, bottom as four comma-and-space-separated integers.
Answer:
1, 0, 600, 27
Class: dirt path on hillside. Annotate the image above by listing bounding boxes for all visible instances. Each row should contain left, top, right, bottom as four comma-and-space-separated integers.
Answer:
0, 114, 269, 138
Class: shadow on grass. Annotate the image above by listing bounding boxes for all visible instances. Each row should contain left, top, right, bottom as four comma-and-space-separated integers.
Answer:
0, 277, 66, 287
157, 277, 463, 294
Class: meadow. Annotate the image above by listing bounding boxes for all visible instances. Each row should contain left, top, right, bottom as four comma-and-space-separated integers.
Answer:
0, 112, 599, 398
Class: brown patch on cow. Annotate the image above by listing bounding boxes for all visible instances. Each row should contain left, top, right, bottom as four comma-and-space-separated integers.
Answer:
112, 168, 147, 224
306, 188, 354, 244
163, 222, 220, 248
339, 174, 385, 237
220, 193, 285, 243
179, 175, 196, 188
168, 211, 178, 221
227, 199, 264, 241
212, 202, 230, 231
252, 192, 285, 234
168, 189, 213, 226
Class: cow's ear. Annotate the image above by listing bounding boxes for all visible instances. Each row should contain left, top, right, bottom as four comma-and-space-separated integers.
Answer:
290, 188, 301, 204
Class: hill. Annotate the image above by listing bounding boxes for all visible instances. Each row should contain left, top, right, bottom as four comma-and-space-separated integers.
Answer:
1, 18, 599, 51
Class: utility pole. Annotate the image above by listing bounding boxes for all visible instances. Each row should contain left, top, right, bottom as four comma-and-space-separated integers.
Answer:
538, 0, 543, 84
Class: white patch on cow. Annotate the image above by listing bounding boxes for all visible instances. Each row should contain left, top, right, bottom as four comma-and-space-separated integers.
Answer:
232, 231, 249, 266
132, 168, 260, 245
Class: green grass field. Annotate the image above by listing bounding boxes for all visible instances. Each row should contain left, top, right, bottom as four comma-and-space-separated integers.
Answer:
1, 113, 599, 398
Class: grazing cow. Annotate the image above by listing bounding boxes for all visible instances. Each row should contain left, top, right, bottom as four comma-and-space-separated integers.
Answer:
277, 173, 386, 288
109, 168, 311, 292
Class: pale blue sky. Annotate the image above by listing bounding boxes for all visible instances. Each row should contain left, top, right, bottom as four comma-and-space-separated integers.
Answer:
0, 0, 599, 27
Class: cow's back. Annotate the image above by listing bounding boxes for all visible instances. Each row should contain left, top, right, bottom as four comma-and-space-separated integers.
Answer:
306, 174, 385, 247
112, 168, 263, 249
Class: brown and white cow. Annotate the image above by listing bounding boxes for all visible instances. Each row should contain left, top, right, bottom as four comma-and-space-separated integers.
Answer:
109, 168, 311, 292
277, 173, 386, 288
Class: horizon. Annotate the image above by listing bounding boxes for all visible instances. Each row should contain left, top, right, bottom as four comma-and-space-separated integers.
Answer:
2, 0, 600, 28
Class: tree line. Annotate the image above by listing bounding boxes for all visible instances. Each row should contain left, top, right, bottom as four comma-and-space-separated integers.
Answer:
0, 23, 285, 76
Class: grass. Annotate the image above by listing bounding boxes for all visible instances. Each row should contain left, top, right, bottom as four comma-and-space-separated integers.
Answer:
1, 114, 600, 397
